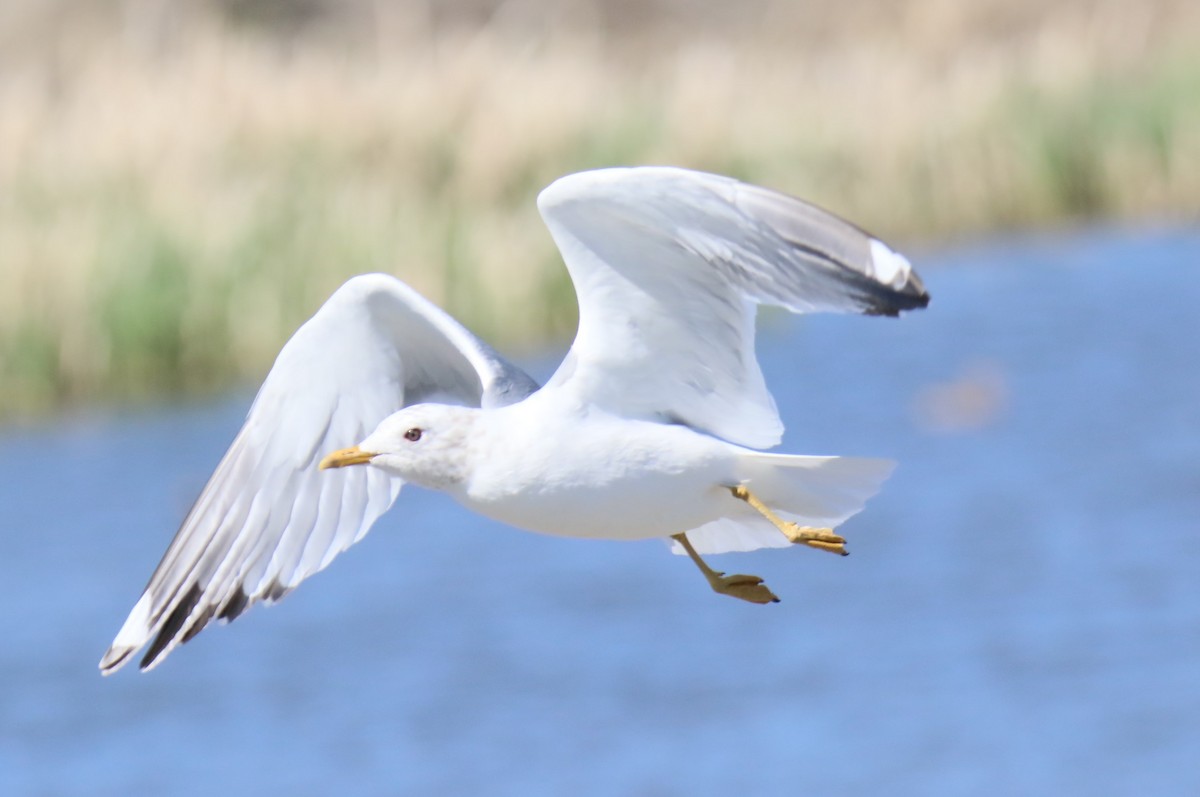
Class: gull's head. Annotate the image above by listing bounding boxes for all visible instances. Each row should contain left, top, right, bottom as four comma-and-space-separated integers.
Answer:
320, 403, 480, 490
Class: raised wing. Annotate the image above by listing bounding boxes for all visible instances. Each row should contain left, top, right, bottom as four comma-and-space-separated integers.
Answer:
100, 274, 537, 674
537, 166, 928, 449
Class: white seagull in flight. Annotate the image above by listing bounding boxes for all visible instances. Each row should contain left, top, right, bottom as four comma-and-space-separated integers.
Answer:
100, 166, 928, 674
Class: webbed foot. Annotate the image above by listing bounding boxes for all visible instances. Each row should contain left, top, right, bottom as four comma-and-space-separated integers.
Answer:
730, 485, 849, 555
781, 523, 848, 556
672, 532, 780, 605
703, 570, 780, 605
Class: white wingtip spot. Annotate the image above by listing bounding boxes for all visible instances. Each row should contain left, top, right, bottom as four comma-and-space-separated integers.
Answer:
868, 239, 913, 288
111, 592, 152, 650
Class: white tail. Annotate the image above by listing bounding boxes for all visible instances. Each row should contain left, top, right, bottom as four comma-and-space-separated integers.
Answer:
673, 454, 895, 555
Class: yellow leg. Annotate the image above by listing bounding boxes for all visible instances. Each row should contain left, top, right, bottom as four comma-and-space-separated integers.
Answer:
729, 485, 849, 556
671, 533, 779, 605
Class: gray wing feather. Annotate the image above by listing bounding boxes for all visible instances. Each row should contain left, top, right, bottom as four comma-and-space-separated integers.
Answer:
537, 167, 927, 449
101, 274, 536, 674
728, 179, 928, 313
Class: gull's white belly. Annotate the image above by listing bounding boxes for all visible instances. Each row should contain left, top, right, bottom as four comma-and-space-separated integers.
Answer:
454, 403, 741, 540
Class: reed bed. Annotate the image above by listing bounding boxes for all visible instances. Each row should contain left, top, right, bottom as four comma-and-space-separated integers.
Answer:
1, 0, 1198, 418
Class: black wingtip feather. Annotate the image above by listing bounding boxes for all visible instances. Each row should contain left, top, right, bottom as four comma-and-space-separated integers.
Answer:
778, 229, 930, 317
855, 270, 930, 317
140, 583, 203, 670
263, 578, 291, 602
99, 646, 134, 674
217, 588, 250, 622
865, 284, 930, 316
180, 604, 216, 644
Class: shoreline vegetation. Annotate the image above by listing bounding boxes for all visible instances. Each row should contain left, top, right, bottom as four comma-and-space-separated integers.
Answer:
2, 0, 1198, 420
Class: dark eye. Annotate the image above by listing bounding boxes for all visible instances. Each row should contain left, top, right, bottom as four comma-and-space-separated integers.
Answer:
404, 428, 422, 442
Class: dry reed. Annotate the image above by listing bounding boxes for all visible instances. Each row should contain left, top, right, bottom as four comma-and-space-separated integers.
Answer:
1, 0, 1198, 418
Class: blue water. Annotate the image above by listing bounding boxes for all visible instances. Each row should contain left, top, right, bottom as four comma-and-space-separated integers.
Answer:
2, 228, 1198, 796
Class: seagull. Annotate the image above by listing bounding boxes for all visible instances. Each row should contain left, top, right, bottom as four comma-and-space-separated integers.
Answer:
100, 166, 928, 674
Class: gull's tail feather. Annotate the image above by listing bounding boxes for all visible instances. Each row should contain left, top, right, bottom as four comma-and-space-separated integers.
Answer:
673, 453, 895, 555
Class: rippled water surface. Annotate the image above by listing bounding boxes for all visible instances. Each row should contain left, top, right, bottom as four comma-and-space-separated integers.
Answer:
2, 229, 1198, 796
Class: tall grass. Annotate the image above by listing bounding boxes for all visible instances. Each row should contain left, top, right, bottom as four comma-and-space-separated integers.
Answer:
2, 0, 1198, 418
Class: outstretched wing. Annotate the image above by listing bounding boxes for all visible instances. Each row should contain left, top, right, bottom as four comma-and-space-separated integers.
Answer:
100, 274, 537, 674
537, 166, 928, 449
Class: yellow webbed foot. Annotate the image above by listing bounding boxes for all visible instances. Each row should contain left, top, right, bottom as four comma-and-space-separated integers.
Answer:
730, 485, 850, 555
704, 570, 780, 605
672, 532, 781, 605
781, 524, 848, 556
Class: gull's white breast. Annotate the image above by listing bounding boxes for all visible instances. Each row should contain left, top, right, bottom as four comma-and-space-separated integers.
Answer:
453, 393, 741, 541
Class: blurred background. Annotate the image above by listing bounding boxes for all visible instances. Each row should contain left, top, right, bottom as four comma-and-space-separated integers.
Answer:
1, 0, 1198, 415
1, 1, 1198, 795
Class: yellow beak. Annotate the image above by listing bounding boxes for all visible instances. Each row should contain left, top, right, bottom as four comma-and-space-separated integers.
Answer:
319, 445, 376, 470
